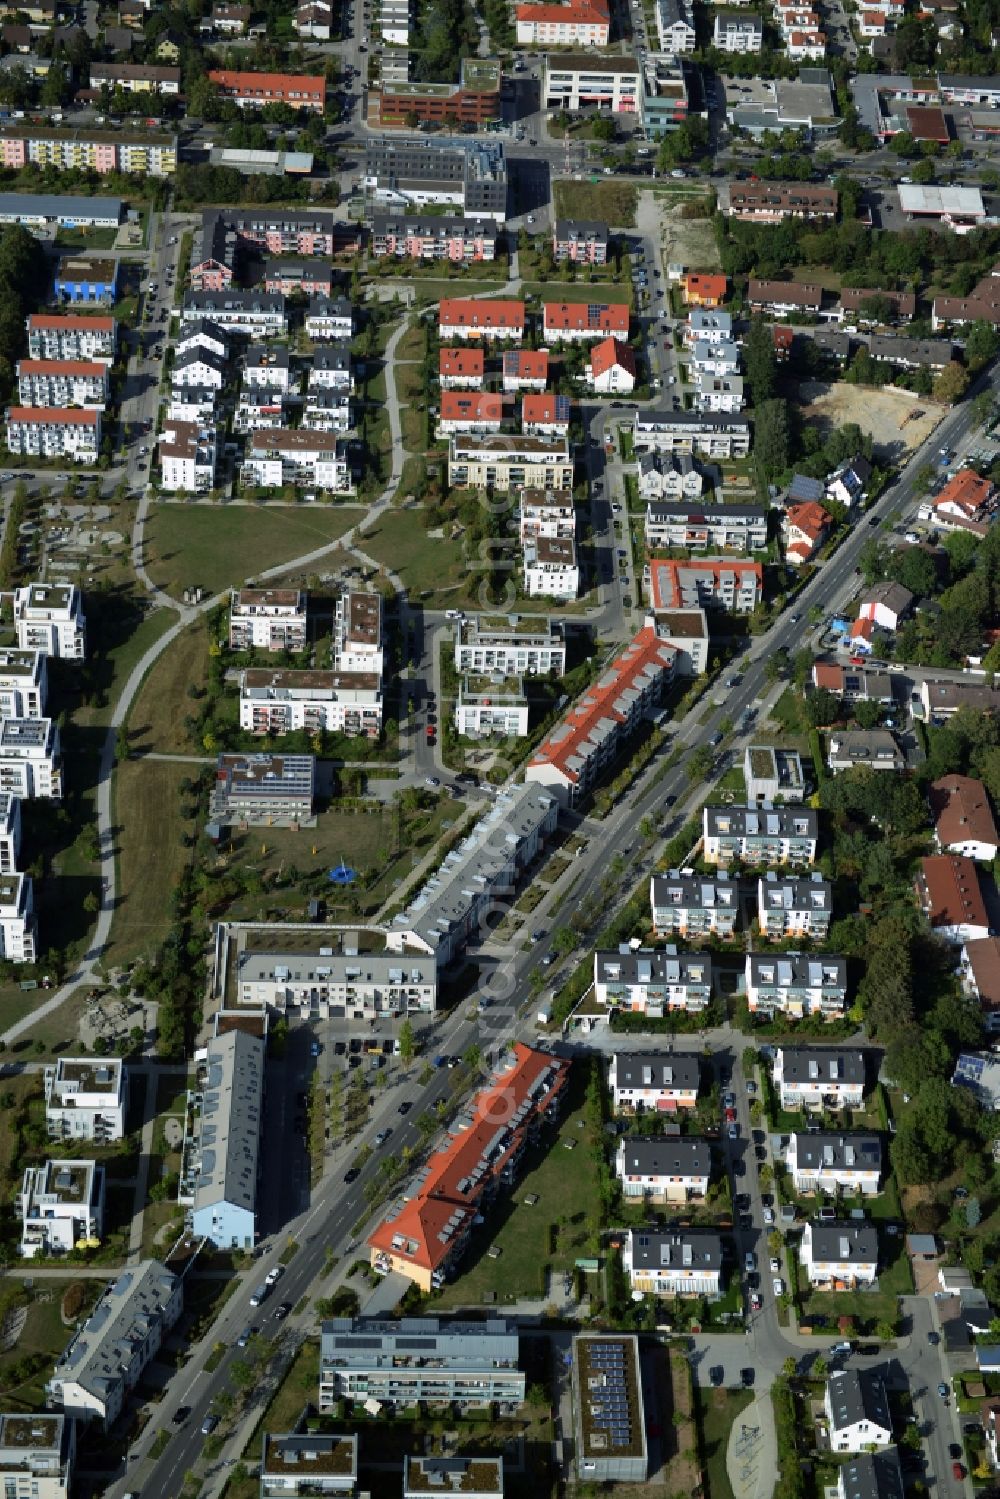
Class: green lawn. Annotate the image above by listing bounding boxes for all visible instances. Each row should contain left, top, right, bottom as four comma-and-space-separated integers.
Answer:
143, 504, 357, 601
126, 617, 211, 754
552, 180, 638, 227
363, 507, 470, 604
0, 1282, 99, 1411
696, 1385, 755, 1499
520, 281, 632, 306
107, 757, 196, 968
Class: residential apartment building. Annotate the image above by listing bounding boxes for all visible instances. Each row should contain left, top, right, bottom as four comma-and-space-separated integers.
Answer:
243, 429, 349, 491
543, 55, 641, 113
14, 584, 84, 661
650, 870, 738, 939
801, 1221, 878, 1289
335, 589, 383, 677
0, 1413, 75, 1499
386, 785, 558, 966
364, 138, 508, 221
455, 676, 529, 738
309, 345, 353, 392
26, 313, 116, 364
713, 11, 763, 48
454, 615, 566, 676
16, 359, 108, 407
180, 1025, 263, 1251
623, 1229, 722, 1296
746, 952, 848, 1019
917, 853, 990, 943
615, 1135, 711, 1202
262, 1434, 358, 1499
647, 557, 763, 612
305, 297, 354, 342
439, 298, 525, 341
320, 1317, 525, 1408
448, 435, 573, 492
239, 668, 382, 738
542, 300, 630, 342
207, 68, 326, 110
773, 1046, 866, 1110
523, 536, 579, 599
825, 1371, 892, 1453
45, 1057, 127, 1142
827, 730, 905, 775
180, 290, 288, 336
263, 259, 334, 297
588, 336, 637, 393
632, 409, 751, 459
208, 752, 315, 827
522, 393, 571, 438
637, 452, 703, 502
726, 181, 838, 220
403, 1456, 502, 1499
785, 1132, 882, 1195
158, 419, 217, 493
234, 938, 438, 1018
748, 277, 824, 316
52, 254, 119, 306
695, 373, 745, 413
757, 872, 833, 940
515, 0, 610, 44
744, 745, 805, 804
441, 348, 486, 390
594, 946, 712, 1015
0, 872, 35, 964
525, 621, 676, 802
644, 501, 767, 552
234, 388, 288, 435
502, 349, 547, 392
608, 1050, 700, 1111
46, 1260, 182, 1426
0, 794, 21, 875
6, 406, 100, 463
229, 587, 307, 653
552, 218, 609, 263
519, 487, 576, 541
90, 60, 179, 91
20, 1158, 104, 1258
704, 804, 818, 866
0, 718, 62, 800
371, 214, 498, 261
961, 936, 1000, 1032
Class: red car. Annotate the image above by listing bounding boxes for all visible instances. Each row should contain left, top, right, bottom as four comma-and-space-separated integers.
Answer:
952, 1463, 965, 1481
725, 1106, 737, 1122
425, 726, 435, 742
849, 655, 866, 666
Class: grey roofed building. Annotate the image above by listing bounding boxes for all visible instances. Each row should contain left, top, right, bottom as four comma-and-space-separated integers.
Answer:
795, 1133, 882, 1174
616, 1136, 711, 1178
747, 952, 848, 992
807, 1219, 879, 1265
404, 1456, 504, 1499
174, 345, 227, 376
595, 948, 713, 992
839, 1451, 905, 1499
209, 752, 315, 825
812, 328, 852, 362
860, 579, 914, 619
176, 317, 232, 356
627, 1228, 722, 1272
187, 1027, 263, 1249
0, 193, 123, 227
777, 1047, 866, 1090
827, 729, 905, 773
705, 804, 818, 840
320, 1318, 524, 1410
611, 1051, 700, 1094
868, 334, 955, 370
827, 1368, 892, 1439
262, 1432, 359, 1490
787, 473, 826, 505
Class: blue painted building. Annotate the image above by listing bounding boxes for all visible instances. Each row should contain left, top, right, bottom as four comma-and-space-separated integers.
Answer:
53, 253, 119, 304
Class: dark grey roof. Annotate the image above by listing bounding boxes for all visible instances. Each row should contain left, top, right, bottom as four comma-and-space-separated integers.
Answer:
807, 1219, 879, 1264
177, 317, 231, 349
597, 949, 712, 990
635, 409, 750, 433
777, 1047, 865, 1087
183, 289, 285, 313
646, 500, 766, 523
750, 955, 848, 990
795, 1133, 882, 1174
553, 218, 609, 241
788, 474, 826, 504
612, 1051, 700, 1092
617, 1136, 711, 1177
651, 871, 738, 910
314, 343, 352, 371
705, 804, 818, 839
840, 1451, 904, 1499
174, 345, 227, 374
827, 1369, 892, 1436
758, 872, 833, 910
307, 296, 353, 318
628, 1229, 722, 1271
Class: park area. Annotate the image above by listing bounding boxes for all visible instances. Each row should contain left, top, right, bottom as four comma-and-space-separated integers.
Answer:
793, 381, 944, 462
107, 758, 198, 969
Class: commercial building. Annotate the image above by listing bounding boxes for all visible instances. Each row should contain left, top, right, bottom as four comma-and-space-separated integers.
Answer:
447, 435, 573, 492
608, 1050, 700, 1110
209, 752, 315, 827
229, 587, 307, 653
370, 58, 502, 130
523, 536, 579, 599
595, 946, 712, 1015
239, 668, 382, 738
650, 870, 738, 939
243, 428, 349, 491
0, 193, 123, 228
543, 55, 641, 113
15, 584, 85, 660
516, 0, 610, 44
180, 1026, 263, 1251
45, 1057, 127, 1142
6, 406, 100, 463
385, 785, 558, 966
623, 1228, 722, 1296
20, 1158, 104, 1258
801, 1220, 879, 1289
46, 1260, 182, 1426
917, 853, 990, 943
208, 68, 326, 110
525, 621, 676, 802
26, 313, 116, 363
773, 1047, 866, 1110
455, 675, 529, 738
645, 500, 766, 552
639, 53, 694, 137
825, 1370, 893, 1453
785, 1132, 882, 1195
0, 718, 62, 800
16, 358, 108, 407
454, 615, 566, 676
571, 1336, 648, 1482
439, 298, 525, 341
648, 557, 763, 613
320, 1317, 525, 1408
542, 300, 629, 342
746, 953, 848, 1019
553, 219, 609, 263
371, 213, 498, 261
233, 936, 437, 1018
757, 872, 832, 940
364, 137, 508, 221
0, 871, 35, 963
898, 182, 986, 231
261, 1433, 358, 1499
632, 408, 751, 459
0, 1413, 75, 1499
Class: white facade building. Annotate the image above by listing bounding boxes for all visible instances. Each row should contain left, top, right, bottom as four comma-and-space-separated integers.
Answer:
595, 946, 712, 1014
16, 359, 108, 407
239, 668, 382, 738
0, 718, 62, 799
746, 953, 849, 1020
0, 1413, 75, 1499
45, 1057, 127, 1142
229, 587, 307, 652
825, 1371, 893, 1454
15, 584, 85, 661
455, 676, 529, 737
773, 1047, 866, 1111
20, 1159, 104, 1259
243, 429, 350, 491
234, 938, 437, 1017
0, 871, 35, 963
158, 419, 217, 493
757, 873, 832, 940
454, 615, 566, 677
0, 648, 47, 718
182, 1027, 263, 1251
785, 1132, 882, 1195
801, 1221, 878, 1289
0, 794, 21, 875
623, 1228, 722, 1297
615, 1135, 711, 1201
608, 1050, 700, 1111
6, 407, 100, 463
524, 536, 579, 598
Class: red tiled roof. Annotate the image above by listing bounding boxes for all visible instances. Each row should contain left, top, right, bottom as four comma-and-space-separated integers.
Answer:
527, 625, 676, 786
439, 390, 503, 422
17, 359, 106, 376
935, 467, 993, 517
516, 0, 609, 20
522, 392, 570, 424
930, 774, 999, 852
850, 616, 875, 642
367, 1044, 569, 1274
28, 314, 115, 332
683, 273, 727, 304
813, 662, 844, 691
440, 348, 484, 376
964, 937, 1000, 1012
208, 68, 326, 102
589, 335, 636, 377
439, 298, 525, 332
543, 301, 629, 334
8, 406, 99, 424
648, 558, 762, 610
919, 853, 989, 932
503, 350, 549, 379
786, 500, 831, 542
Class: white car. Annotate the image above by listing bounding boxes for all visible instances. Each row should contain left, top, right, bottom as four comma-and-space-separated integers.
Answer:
770, 1257, 780, 1273
773, 1278, 785, 1297
265, 1265, 283, 1286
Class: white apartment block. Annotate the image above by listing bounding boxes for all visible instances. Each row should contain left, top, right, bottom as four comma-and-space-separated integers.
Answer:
746, 953, 848, 1019
595, 946, 713, 1014
448, 435, 574, 492
47, 1261, 182, 1427
524, 536, 579, 598
0, 871, 35, 963
303, 388, 351, 434
689, 338, 740, 377
623, 1229, 722, 1297
234, 940, 438, 1017
243, 345, 292, 391
168, 388, 218, 426
26, 314, 117, 363
801, 1221, 878, 1290
240, 668, 382, 738
608, 1050, 700, 1111
6, 407, 100, 463
645, 501, 766, 552
785, 1132, 882, 1196
655, 0, 696, 51
683, 310, 733, 346
0, 1413, 75, 1499
229, 588, 307, 652
774, 1047, 866, 1111
15, 585, 85, 661
703, 804, 818, 866
615, 1136, 711, 1202
0, 794, 21, 875
455, 675, 529, 737
20, 1159, 104, 1258
825, 1371, 892, 1454
158, 419, 217, 494
650, 870, 738, 939
305, 298, 354, 342
516, 9, 610, 43
45, 1057, 127, 1142
310, 345, 352, 391
695, 374, 745, 413
0, 718, 62, 800
243, 429, 350, 491
757, 873, 832, 940
520, 488, 576, 541
173, 350, 227, 389
16, 359, 109, 407
335, 590, 384, 677
454, 615, 566, 677
233, 389, 288, 434
712, 10, 763, 47
0, 648, 47, 718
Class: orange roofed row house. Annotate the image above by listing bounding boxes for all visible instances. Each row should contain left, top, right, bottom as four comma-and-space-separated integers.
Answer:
648, 557, 763, 613
439, 299, 526, 341
368, 1043, 569, 1291
515, 0, 610, 44
438, 390, 504, 435
439, 347, 485, 389
208, 68, 327, 110
543, 300, 630, 342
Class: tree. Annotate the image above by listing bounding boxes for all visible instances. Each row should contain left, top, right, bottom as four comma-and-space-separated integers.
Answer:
398, 1018, 415, 1064
965, 321, 1000, 374
966, 1196, 982, 1229
911, 158, 936, 185
933, 360, 969, 405
686, 744, 714, 784
591, 116, 616, 142
745, 315, 776, 406
753, 399, 789, 488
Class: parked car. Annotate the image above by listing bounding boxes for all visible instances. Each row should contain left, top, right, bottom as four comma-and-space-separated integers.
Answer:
201, 1415, 220, 1436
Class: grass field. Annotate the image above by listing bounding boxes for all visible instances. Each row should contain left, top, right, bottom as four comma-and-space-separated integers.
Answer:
144, 505, 357, 601
364, 508, 470, 605
0, 1282, 97, 1411
520, 281, 632, 306
107, 758, 196, 967
3, 991, 91, 1058
553, 179, 638, 227
696, 1386, 754, 1499
127, 618, 212, 755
